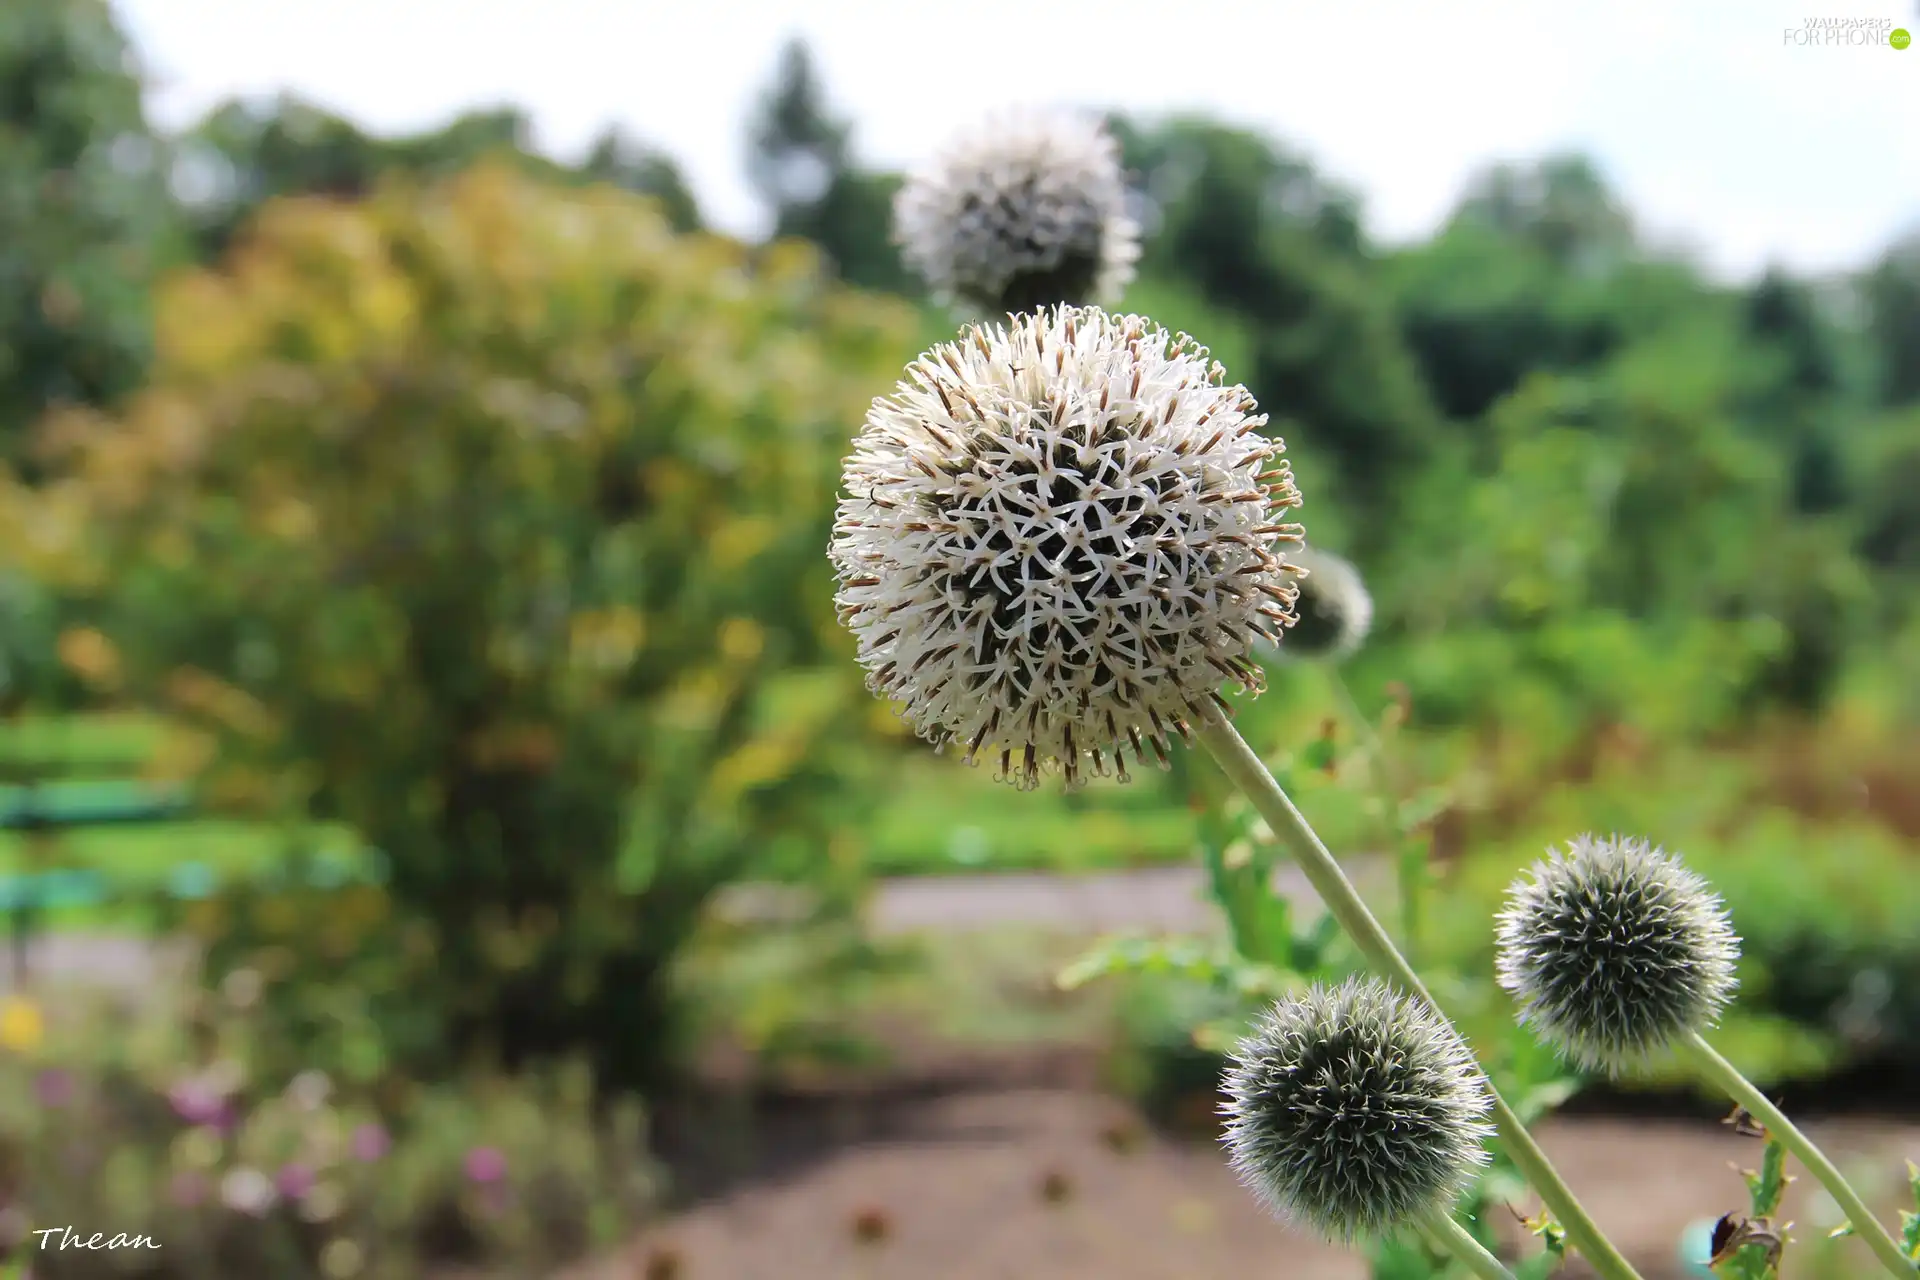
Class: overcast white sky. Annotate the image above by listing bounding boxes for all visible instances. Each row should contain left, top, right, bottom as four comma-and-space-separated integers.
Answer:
113, 0, 1919, 282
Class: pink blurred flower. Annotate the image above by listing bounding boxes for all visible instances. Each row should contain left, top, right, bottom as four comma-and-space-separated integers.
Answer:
463, 1146, 507, 1185
169, 1170, 211, 1208
167, 1078, 234, 1130
275, 1163, 314, 1201
33, 1069, 73, 1108
478, 1183, 515, 1218
350, 1123, 390, 1162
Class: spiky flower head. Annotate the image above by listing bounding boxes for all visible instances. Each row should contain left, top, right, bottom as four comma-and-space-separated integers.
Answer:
1495, 833, 1741, 1075
830, 306, 1303, 791
1257, 544, 1373, 663
1220, 978, 1493, 1242
893, 109, 1141, 317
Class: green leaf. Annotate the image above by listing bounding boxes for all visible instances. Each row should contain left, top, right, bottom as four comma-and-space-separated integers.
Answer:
1745, 1138, 1789, 1217
1055, 934, 1302, 1001
1513, 1077, 1581, 1125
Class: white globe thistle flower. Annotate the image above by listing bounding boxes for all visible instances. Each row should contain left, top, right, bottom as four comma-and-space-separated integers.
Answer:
893, 109, 1141, 317
831, 306, 1303, 791
1495, 834, 1742, 1075
1221, 978, 1494, 1243
1257, 544, 1373, 663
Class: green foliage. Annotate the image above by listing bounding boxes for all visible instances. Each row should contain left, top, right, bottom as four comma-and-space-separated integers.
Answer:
1707, 1136, 1791, 1279
745, 40, 916, 295
0, 982, 653, 1279
1864, 235, 1920, 408
1113, 117, 1443, 532
176, 97, 701, 261
0, 0, 174, 458
1451, 155, 1636, 272
44, 163, 917, 1091
1427, 788, 1920, 1083
1387, 218, 1627, 421
1903, 1163, 1920, 1265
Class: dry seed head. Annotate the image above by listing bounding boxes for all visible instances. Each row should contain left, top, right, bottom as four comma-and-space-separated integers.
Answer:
893, 109, 1141, 316
1220, 978, 1494, 1242
1495, 833, 1742, 1075
830, 306, 1303, 791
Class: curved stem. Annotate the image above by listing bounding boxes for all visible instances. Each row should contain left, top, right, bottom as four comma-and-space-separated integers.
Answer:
1676, 1032, 1915, 1277
1419, 1208, 1519, 1280
1194, 705, 1645, 1280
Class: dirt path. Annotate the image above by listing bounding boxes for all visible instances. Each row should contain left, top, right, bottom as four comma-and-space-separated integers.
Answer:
711, 860, 1388, 936
575, 1087, 1920, 1280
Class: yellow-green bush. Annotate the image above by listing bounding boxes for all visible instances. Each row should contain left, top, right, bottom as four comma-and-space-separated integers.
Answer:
40, 163, 917, 1089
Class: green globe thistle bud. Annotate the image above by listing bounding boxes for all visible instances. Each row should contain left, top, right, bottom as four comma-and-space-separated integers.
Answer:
1256, 544, 1372, 662
1220, 978, 1493, 1242
1495, 834, 1741, 1075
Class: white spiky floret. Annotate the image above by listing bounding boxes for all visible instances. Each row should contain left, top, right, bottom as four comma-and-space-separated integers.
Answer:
1495, 833, 1743, 1075
893, 109, 1141, 317
1220, 978, 1495, 1242
830, 306, 1303, 791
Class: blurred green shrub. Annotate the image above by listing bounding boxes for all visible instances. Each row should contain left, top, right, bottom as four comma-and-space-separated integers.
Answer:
1102, 968, 1253, 1133
158, 880, 429, 1090
0, 473, 95, 711
35, 162, 917, 1091
0, 979, 652, 1278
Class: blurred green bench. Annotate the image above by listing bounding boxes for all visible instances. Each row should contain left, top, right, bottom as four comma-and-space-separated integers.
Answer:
0, 777, 378, 982
0, 778, 193, 831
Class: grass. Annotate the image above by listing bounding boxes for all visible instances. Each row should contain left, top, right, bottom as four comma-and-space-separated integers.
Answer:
861, 759, 1198, 876
679, 916, 1121, 1083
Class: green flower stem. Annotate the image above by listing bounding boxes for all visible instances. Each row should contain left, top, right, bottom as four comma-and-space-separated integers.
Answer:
1419, 1209, 1520, 1280
1676, 1032, 1916, 1277
1195, 705, 1645, 1280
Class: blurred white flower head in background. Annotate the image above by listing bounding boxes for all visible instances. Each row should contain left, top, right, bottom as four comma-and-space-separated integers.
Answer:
894, 109, 1141, 317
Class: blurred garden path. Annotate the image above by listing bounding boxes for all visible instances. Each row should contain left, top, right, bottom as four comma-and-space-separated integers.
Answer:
576, 1087, 1920, 1280
722, 857, 1389, 936
2, 860, 1389, 993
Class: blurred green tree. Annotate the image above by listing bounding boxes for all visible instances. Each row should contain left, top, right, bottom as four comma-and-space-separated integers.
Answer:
1113, 117, 1440, 540
1452, 154, 1635, 273
1864, 232, 1920, 408
745, 37, 915, 295
1739, 268, 1849, 515
44, 164, 915, 1092
176, 96, 701, 261
1386, 221, 1627, 424
0, 0, 175, 464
